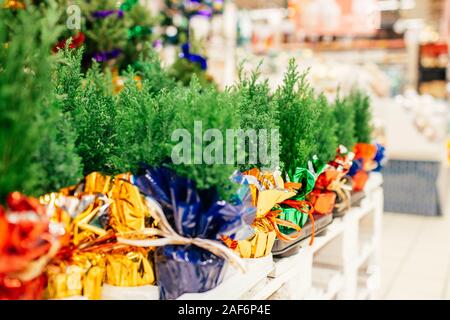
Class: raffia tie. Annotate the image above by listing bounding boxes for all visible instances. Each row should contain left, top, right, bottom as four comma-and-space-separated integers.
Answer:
328, 175, 352, 213
116, 197, 246, 273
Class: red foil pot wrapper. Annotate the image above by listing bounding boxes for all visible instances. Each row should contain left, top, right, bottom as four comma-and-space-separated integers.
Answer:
352, 170, 369, 192
315, 168, 340, 190
0, 192, 54, 275
307, 190, 336, 215
0, 274, 45, 300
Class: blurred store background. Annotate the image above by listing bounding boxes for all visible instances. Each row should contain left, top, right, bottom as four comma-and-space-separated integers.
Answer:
148, 0, 450, 299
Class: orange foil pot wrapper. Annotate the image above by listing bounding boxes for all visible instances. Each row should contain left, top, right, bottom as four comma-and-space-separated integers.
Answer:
354, 143, 378, 172
0, 192, 63, 300
307, 190, 336, 215
354, 143, 377, 161
352, 170, 369, 192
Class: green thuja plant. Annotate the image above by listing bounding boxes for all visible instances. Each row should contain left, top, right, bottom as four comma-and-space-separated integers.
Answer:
158, 76, 240, 200
349, 89, 372, 144
0, 5, 81, 200
36, 108, 83, 192
312, 94, 338, 166
134, 49, 177, 98
168, 57, 214, 88
274, 59, 320, 179
53, 46, 179, 176
333, 93, 356, 149
71, 64, 121, 175
54, 46, 84, 113
114, 68, 157, 172
232, 63, 279, 171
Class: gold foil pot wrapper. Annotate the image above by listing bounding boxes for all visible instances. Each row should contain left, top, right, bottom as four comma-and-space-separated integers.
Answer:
235, 229, 276, 259
108, 173, 148, 233
105, 247, 155, 287
225, 219, 276, 259
45, 253, 105, 300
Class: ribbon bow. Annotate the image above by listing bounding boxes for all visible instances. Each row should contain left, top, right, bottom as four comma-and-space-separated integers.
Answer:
117, 197, 246, 273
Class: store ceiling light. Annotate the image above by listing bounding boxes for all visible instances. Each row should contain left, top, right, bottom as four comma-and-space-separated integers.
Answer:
378, 0, 399, 11
378, 0, 415, 11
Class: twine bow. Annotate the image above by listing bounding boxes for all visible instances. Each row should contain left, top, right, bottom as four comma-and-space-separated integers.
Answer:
328, 175, 352, 213
117, 197, 246, 273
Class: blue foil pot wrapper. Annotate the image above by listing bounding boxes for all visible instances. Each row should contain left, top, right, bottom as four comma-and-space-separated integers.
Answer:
156, 245, 226, 300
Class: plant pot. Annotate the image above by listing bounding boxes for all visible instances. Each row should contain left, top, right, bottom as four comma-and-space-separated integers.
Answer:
307, 190, 337, 215
0, 274, 45, 300
155, 245, 226, 300
271, 213, 333, 258
352, 170, 369, 192
354, 143, 377, 160
105, 248, 155, 287
228, 229, 277, 259
45, 253, 105, 300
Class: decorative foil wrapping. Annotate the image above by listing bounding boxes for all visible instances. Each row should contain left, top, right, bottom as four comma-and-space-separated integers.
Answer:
105, 248, 155, 287
352, 170, 369, 192
349, 143, 379, 191
224, 168, 310, 258
277, 167, 316, 236
0, 274, 45, 300
45, 253, 105, 300
0, 192, 63, 300
117, 167, 250, 300
325, 145, 355, 213
224, 228, 277, 259
41, 172, 155, 298
373, 143, 386, 172
108, 173, 148, 233
306, 190, 336, 215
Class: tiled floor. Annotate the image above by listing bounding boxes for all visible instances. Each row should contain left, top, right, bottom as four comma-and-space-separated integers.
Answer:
380, 210, 450, 299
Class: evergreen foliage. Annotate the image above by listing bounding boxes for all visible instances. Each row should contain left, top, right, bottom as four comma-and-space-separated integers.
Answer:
168, 57, 214, 88
232, 64, 279, 171
69, 64, 121, 175
333, 93, 356, 149
157, 77, 240, 200
349, 89, 372, 144
0, 5, 82, 200
274, 59, 320, 179
312, 94, 338, 166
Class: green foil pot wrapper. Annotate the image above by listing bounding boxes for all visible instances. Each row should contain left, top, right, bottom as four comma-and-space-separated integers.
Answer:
288, 167, 316, 200
277, 167, 317, 235
277, 207, 309, 234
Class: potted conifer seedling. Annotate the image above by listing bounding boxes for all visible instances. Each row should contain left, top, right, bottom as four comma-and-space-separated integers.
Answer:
270, 60, 332, 257
306, 94, 340, 216
347, 89, 377, 192
120, 77, 256, 299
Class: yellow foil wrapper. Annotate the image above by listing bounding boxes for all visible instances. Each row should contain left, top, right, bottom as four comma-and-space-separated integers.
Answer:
85, 172, 111, 194
72, 203, 107, 246
105, 248, 155, 287
108, 173, 148, 233
235, 228, 276, 259
45, 253, 105, 300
